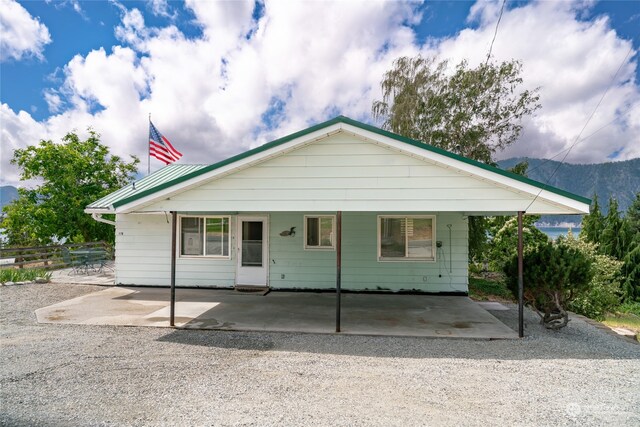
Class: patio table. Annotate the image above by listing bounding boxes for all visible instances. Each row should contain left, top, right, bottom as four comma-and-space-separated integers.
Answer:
71, 249, 108, 274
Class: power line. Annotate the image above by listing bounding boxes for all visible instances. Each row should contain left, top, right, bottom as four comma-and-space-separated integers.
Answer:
524, 36, 637, 211
526, 103, 640, 174
485, 0, 507, 65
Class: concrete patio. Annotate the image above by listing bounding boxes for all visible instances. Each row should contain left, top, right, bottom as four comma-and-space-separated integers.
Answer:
36, 286, 517, 339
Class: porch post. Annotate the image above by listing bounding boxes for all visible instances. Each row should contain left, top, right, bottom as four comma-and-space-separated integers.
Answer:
335, 211, 342, 333
517, 211, 524, 338
170, 211, 177, 327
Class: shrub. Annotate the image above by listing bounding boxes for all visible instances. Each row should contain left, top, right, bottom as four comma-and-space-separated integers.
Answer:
504, 240, 593, 329
563, 236, 623, 320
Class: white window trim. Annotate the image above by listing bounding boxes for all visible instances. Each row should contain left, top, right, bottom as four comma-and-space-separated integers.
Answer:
178, 215, 232, 259
377, 215, 436, 262
303, 215, 336, 250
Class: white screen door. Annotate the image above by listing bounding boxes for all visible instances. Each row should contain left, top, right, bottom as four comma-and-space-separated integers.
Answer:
236, 216, 268, 285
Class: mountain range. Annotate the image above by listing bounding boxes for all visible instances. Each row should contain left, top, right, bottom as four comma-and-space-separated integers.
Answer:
1, 157, 638, 225
497, 157, 639, 225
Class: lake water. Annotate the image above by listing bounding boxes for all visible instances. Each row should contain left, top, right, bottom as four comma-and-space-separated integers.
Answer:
536, 227, 581, 240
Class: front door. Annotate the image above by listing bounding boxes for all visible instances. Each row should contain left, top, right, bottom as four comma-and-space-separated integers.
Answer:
236, 216, 268, 286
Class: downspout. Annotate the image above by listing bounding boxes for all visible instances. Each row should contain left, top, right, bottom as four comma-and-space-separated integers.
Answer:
92, 213, 116, 226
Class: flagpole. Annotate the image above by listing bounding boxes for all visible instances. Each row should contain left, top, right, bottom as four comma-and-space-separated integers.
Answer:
148, 113, 151, 175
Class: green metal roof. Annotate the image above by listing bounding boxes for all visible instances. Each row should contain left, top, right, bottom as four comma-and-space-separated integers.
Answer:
88, 116, 591, 210
87, 164, 208, 210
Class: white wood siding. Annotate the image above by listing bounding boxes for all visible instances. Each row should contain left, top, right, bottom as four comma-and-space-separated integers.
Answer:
269, 212, 467, 292
115, 211, 467, 292
115, 213, 236, 287
140, 133, 569, 213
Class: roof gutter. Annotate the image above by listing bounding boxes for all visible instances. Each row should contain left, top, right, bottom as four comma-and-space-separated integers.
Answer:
91, 212, 116, 226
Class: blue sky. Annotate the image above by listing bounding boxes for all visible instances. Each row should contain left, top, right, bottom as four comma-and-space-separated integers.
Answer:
1, 0, 639, 186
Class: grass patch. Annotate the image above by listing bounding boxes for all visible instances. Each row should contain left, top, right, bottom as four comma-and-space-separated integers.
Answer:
469, 276, 514, 302
603, 302, 640, 340
0, 268, 51, 284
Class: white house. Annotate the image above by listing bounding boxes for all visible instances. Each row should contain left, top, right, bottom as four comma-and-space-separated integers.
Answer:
86, 116, 590, 333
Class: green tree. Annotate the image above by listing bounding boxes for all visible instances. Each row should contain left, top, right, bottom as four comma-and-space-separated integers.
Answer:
581, 194, 605, 244
504, 239, 594, 329
626, 193, 640, 234
621, 233, 640, 301
600, 198, 631, 260
372, 56, 540, 164
623, 195, 640, 300
1, 130, 139, 246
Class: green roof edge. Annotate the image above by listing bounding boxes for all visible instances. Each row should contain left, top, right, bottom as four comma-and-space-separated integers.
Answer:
112, 115, 591, 209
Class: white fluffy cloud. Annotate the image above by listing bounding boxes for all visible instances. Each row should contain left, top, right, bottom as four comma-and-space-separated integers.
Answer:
0, 0, 52, 61
441, 0, 640, 163
1, 0, 638, 188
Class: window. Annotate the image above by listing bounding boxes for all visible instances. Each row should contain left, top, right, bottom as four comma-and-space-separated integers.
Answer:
180, 216, 230, 258
378, 216, 435, 261
304, 216, 335, 250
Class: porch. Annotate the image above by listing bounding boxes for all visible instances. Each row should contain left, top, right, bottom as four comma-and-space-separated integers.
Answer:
35, 286, 517, 339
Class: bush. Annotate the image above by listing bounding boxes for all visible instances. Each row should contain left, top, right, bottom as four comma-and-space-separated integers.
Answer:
504, 240, 593, 329
0, 268, 52, 284
563, 236, 623, 320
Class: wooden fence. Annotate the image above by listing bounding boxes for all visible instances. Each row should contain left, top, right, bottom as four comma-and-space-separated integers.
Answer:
0, 242, 113, 270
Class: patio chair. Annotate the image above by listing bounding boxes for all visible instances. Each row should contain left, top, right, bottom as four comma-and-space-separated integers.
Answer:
89, 249, 108, 273
61, 248, 83, 275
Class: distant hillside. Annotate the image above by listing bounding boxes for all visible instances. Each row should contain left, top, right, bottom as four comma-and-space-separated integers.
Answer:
0, 186, 18, 211
498, 158, 640, 225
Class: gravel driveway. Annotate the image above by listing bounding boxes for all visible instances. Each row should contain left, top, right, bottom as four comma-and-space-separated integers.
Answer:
1, 282, 638, 426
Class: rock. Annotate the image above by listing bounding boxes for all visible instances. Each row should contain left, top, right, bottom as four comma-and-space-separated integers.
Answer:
610, 327, 638, 338
34, 277, 49, 284
5, 281, 15, 286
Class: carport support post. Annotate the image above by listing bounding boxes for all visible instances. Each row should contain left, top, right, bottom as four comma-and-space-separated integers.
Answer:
336, 211, 342, 333
170, 211, 177, 327
517, 211, 524, 338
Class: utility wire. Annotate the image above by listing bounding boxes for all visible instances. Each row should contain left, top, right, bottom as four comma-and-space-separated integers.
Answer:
485, 0, 507, 65
524, 37, 637, 212
526, 103, 640, 174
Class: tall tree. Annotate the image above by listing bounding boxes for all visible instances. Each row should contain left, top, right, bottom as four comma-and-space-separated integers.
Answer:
622, 233, 640, 301
622, 193, 640, 300
626, 193, 640, 234
1, 130, 139, 246
600, 198, 630, 260
581, 194, 605, 244
372, 56, 540, 164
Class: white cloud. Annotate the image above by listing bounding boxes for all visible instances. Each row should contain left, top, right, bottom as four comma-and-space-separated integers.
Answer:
147, 0, 174, 19
0, 103, 45, 185
43, 89, 63, 113
1, 0, 638, 188
0, 0, 52, 62
433, 0, 639, 163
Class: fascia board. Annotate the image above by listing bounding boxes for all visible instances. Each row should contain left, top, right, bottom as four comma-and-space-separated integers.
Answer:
84, 207, 114, 214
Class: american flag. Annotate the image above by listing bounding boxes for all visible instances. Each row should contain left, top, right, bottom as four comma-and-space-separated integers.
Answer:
149, 121, 182, 165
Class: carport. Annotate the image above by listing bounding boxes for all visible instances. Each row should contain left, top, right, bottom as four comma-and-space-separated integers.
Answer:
36, 286, 517, 339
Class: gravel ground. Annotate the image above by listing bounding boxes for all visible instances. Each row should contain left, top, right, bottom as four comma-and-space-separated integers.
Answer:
1, 282, 638, 427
